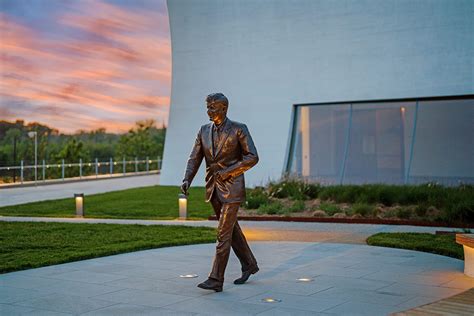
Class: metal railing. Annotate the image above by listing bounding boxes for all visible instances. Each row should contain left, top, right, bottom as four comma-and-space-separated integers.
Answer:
0, 156, 162, 185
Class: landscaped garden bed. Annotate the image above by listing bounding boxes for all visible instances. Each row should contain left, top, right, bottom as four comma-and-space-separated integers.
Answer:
224, 179, 474, 227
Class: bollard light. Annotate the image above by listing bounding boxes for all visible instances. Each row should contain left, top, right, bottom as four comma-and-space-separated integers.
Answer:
178, 194, 187, 220
74, 193, 84, 217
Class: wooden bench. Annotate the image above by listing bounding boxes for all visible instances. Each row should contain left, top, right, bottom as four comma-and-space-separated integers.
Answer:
393, 287, 474, 315
456, 234, 474, 278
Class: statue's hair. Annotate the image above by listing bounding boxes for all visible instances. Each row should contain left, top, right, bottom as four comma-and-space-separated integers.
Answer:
206, 93, 228, 107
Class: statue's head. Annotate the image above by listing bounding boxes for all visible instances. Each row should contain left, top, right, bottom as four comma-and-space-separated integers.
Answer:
206, 92, 228, 125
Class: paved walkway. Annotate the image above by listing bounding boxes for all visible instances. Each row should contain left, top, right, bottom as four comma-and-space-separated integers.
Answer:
0, 175, 159, 207
1, 242, 473, 315
0, 216, 468, 244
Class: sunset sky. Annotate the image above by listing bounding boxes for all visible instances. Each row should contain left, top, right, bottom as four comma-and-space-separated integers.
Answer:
0, 0, 171, 134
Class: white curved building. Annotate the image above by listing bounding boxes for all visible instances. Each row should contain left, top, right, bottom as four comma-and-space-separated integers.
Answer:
161, 0, 473, 187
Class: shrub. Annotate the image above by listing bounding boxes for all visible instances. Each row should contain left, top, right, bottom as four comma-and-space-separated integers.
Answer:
268, 178, 321, 200
415, 204, 428, 217
396, 207, 412, 219
351, 203, 374, 217
319, 185, 371, 204
288, 200, 305, 213
303, 183, 320, 199
245, 188, 269, 209
382, 208, 398, 218
442, 201, 474, 223
318, 202, 342, 216
376, 187, 397, 206
268, 179, 303, 200
258, 201, 285, 215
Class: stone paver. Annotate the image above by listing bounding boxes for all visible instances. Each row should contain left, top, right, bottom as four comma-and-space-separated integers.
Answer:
2, 242, 473, 315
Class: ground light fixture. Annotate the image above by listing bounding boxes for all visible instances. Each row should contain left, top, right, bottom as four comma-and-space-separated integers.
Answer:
74, 193, 84, 217
261, 298, 281, 303
178, 193, 187, 219
297, 277, 314, 282
179, 274, 198, 278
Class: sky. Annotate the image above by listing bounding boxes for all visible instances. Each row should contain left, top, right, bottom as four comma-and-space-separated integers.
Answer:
0, 0, 171, 134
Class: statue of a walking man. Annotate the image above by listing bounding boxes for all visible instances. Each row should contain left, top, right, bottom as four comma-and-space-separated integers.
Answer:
181, 93, 259, 292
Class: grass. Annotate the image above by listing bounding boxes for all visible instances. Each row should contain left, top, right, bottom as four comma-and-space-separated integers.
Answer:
367, 232, 464, 260
0, 222, 216, 274
0, 185, 213, 220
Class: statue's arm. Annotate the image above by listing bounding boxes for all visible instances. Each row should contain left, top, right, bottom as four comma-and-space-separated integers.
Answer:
182, 127, 204, 188
221, 124, 259, 179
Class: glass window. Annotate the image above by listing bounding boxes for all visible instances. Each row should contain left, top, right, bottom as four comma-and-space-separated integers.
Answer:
409, 99, 474, 186
287, 97, 473, 186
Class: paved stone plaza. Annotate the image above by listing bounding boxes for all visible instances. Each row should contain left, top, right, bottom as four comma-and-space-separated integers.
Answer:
2, 178, 473, 314
1, 242, 473, 315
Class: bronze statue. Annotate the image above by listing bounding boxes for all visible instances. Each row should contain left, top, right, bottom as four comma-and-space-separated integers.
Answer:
181, 93, 259, 292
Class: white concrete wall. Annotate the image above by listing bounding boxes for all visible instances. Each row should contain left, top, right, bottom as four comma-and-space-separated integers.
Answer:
161, 0, 473, 187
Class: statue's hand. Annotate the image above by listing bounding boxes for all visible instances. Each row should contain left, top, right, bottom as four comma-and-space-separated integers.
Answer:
208, 163, 220, 175
181, 180, 190, 195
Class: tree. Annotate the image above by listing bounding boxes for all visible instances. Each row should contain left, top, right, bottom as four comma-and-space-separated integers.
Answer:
4, 128, 21, 181
55, 138, 90, 162
53, 138, 90, 178
117, 119, 158, 159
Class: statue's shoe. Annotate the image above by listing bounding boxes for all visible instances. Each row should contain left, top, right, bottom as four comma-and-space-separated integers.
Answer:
197, 278, 223, 292
234, 266, 259, 284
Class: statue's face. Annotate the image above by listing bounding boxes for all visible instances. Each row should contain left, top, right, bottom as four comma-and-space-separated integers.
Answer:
207, 101, 227, 124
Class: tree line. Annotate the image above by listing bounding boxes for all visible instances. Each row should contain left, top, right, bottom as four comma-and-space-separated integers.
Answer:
0, 119, 166, 167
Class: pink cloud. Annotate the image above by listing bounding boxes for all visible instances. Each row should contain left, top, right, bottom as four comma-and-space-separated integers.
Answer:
0, 0, 171, 133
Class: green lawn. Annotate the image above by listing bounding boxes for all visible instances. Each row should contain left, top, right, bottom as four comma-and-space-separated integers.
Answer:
0, 185, 213, 219
366, 232, 464, 259
0, 222, 216, 273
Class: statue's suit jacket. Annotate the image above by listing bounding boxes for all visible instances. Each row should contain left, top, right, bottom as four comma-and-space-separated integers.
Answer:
183, 118, 259, 204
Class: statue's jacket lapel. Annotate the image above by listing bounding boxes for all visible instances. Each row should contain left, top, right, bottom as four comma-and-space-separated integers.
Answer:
214, 120, 232, 158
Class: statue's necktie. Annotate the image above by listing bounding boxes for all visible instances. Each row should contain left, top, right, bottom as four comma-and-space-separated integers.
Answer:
212, 125, 218, 155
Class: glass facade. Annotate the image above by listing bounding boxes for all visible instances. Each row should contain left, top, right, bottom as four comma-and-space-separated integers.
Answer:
287, 97, 473, 186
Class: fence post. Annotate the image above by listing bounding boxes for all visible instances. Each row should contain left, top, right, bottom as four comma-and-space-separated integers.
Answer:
110, 157, 113, 176
135, 157, 138, 174
20, 160, 24, 184
158, 156, 161, 170
61, 159, 65, 181
146, 156, 149, 174
95, 158, 98, 178
42, 159, 45, 182
123, 157, 126, 175
79, 158, 82, 179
